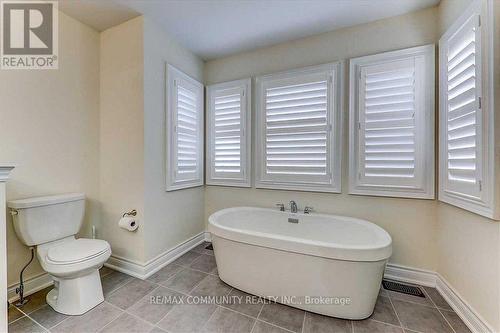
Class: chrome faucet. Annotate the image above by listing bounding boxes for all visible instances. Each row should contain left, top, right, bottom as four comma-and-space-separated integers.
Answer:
276, 203, 285, 212
304, 206, 314, 214
290, 200, 298, 213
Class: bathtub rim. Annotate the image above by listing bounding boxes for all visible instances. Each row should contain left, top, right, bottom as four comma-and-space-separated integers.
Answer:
208, 206, 392, 262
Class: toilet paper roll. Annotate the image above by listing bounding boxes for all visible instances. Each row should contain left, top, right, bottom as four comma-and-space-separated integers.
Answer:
118, 216, 138, 231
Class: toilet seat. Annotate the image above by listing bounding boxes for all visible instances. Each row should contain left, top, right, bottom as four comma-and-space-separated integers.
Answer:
47, 239, 110, 265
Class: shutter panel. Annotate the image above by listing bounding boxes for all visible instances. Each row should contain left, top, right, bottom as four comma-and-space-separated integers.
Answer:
175, 84, 200, 180
443, 14, 482, 198
265, 79, 330, 179
349, 45, 435, 199
359, 59, 418, 186
166, 64, 204, 191
256, 64, 342, 193
206, 79, 251, 187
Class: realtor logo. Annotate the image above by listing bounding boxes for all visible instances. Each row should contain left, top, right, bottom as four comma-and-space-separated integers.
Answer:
1, 1, 58, 69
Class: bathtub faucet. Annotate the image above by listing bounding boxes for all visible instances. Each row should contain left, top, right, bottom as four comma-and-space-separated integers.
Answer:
290, 201, 298, 213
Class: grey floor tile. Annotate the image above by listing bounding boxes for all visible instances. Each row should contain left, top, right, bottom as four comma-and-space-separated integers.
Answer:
251, 321, 291, 333
51, 302, 122, 333
15, 286, 52, 314
157, 303, 218, 333
149, 327, 168, 333
221, 289, 263, 318
370, 296, 399, 326
258, 303, 304, 333
106, 279, 157, 310
8, 305, 24, 323
172, 251, 202, 267
353, 319, 403, 333
203, 307, 255, 333
101, 271, 134, 297
392, 299, 453, 333
190, 275, 232, 297
190, 254, 218, 274
99, 266, 115, 278
100, 312, 153, 333
128, 286, 184, 324
192, 242, 214, 256
8, 316, 46, 333
388, 289, 435, 308
161, 268, 208, 294
423, 287, 453, 311
379, 287, 389, 297
29, 304, 68, 329
440, 310, 472, 333
303, 312, 351, 333
147, 264, 183, 284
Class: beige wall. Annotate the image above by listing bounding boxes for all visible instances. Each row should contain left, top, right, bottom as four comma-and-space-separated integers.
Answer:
143, 17, 205, 262
435, 0, 500, 330
0, 12, 100, 286
100, 17, 146, 263
204, 7, 440, 271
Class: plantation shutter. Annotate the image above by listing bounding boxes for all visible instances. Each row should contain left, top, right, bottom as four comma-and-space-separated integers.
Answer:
358, 58, 421, 187
256, 64, 342, 193
166, 64, 204, 191
174, 84, 201, 181
349, 45, 435, 199
207, 79, 251, 187
442, 14, 482, 198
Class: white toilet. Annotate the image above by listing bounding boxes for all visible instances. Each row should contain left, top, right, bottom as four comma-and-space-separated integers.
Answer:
8, 193, 111, 315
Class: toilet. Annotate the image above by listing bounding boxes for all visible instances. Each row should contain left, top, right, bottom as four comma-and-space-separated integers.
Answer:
8, 193, 111, 315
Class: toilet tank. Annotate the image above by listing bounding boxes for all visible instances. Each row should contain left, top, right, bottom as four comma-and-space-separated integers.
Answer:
8, 193, 86, 246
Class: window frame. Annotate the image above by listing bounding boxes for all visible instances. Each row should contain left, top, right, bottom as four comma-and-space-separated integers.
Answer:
348, 44, 435, 199
255, 62, 343, 193
438, 0, 498, 219
165, 63, 204, 191
206, 78, 252, 187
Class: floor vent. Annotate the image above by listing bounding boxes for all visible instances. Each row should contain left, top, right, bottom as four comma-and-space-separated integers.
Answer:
205, 243, 213, 250
382, 280, 425, 298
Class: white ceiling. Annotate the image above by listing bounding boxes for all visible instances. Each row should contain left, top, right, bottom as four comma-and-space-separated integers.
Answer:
61, 0, 440, 61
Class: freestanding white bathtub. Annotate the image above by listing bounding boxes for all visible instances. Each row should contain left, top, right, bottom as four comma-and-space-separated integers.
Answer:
208, 207, 392, 319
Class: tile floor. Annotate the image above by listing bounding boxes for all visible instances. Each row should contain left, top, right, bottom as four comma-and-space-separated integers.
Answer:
8, 242, 471, 333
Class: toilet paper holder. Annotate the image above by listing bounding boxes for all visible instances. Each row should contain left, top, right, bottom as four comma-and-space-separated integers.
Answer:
122, 209, 137, 218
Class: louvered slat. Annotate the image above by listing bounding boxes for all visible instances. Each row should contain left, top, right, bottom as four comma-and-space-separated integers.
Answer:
264, 80, 329, 176
213, 92, 242, 174
445, 16, 479, 186
176, 86, 199, 175
360, 63, 417, 180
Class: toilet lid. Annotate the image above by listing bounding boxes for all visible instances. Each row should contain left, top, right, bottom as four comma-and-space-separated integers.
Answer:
47, 239, 110, 264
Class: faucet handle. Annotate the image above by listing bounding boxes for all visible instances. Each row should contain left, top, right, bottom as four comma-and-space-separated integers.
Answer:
304, 206, 314, 214
276, 203, 285, 211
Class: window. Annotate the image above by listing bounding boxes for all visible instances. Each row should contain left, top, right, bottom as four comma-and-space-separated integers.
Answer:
206, 79, 251, 187
165, 64, 204, 191
255, 63, 342, 193
439, 0, 497, 219
349, 45, 435, 199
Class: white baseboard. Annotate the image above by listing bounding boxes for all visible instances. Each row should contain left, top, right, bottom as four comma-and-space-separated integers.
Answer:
384, 263, 436, 287
436, 273, 494, 333
385, 263, 493, 333
7, 273, 53, 303
105, 231, 207, 280
204, 231, 212, 242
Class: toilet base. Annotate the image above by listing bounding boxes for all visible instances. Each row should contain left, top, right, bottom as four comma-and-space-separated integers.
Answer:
46, 269, 104, 315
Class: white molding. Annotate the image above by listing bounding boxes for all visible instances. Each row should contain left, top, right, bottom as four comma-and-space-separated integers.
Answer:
7, 272, 53, 303
385, 263, 494, 333
384, 263, 436, 287
204, 231, 212, 242
436, 273, 494, 333
105, 232, 207, 279
0, 165, 15, 182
